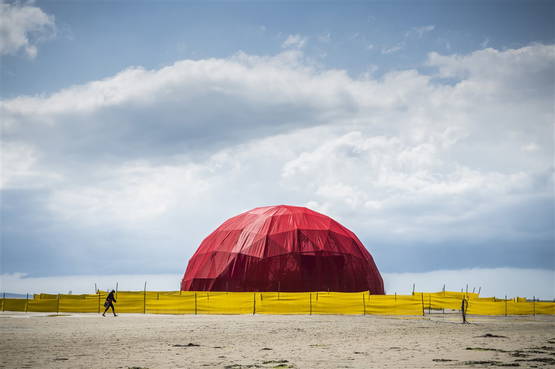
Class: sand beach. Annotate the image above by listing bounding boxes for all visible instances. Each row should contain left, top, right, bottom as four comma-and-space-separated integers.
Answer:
0, 312, 553, 369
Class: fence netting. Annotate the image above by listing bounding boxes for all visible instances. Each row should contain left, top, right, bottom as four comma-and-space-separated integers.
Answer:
1, 291, 553, 316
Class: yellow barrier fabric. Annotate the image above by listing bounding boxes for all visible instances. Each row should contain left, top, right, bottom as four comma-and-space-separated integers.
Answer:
429, 295, 462, 310
535, 302, 555, 315
2, 298, 28, 312
312, 292, 364, 315
365, 295, 423, 315
257, 292, 311, 314
197, 292, 253, 314
147, 292, 195, 315
60, 294, 101, 314
27, 297, 59, 312
1, 291, 553, 316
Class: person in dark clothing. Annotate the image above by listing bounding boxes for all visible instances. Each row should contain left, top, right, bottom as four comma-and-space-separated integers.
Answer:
102, 290, 117, 317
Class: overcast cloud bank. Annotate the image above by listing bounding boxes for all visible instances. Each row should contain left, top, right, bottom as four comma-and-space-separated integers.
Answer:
1, 43, 554, 280
1, 268, 553, 300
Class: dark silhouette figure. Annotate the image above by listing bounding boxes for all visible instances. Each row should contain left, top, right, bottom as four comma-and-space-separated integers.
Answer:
103, 290, 117, 317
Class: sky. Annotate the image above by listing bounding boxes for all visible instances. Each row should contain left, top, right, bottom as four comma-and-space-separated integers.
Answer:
1, 0, 554, 298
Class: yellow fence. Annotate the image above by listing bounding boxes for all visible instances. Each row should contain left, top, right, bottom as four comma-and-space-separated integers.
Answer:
1, 291, 553, 316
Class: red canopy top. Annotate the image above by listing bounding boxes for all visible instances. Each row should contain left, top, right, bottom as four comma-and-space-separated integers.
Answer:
181, 205, 384, 293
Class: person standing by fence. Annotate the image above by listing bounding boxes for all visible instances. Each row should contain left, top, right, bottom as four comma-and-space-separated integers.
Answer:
102, 290, 117, 317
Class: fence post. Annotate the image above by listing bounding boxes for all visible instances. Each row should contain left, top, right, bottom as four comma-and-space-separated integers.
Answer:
253, 293, 256, 315
1, 292, 4, 312
25, 293, 29, 313
362, 292, 366, 315
57, 294, 60, 315
533, 296, 536, 317
97, 291, 101, 314
194, 292, 197, 315
504, 295, 507, 317
421, 293, 425, 316
428, 294, 431, 314
144, 281, 147, 314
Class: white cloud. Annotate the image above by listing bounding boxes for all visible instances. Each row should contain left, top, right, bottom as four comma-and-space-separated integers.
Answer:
381, 44, 402, 54
522, 142, 540, 152
1, 44, 553, 277
0, 1, 56, 57
406, 25, 435, 38
281, 34, 307, 49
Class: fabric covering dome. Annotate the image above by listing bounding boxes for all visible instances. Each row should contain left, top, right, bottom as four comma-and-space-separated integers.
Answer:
181, 205, 384, 293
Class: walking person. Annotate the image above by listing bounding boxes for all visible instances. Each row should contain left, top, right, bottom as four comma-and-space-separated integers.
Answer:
102, 290, 117, 317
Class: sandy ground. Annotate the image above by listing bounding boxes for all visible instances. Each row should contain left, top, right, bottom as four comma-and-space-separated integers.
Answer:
0, 312, 553, 369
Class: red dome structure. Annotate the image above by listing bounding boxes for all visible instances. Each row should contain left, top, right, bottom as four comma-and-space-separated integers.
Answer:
181, 205, 384, 293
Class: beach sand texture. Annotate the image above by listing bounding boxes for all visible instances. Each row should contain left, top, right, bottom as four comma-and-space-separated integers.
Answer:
1, 312, 553, 368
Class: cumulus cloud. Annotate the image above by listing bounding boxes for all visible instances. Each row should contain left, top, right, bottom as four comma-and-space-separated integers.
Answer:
281, 34, 307, 49
1, 44, 553, 279
0, 1, 56, 57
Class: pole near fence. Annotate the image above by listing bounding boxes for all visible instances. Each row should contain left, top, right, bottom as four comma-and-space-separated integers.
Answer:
428, 294, 431, 314
194, 292, 197, 315
461, 298, 467, 324
412, 283, 415, 295
56, 294, 60, 316
362, 292, 366, 315
97, 291, 101, 314
1, 292, 4, 312
504, 295, 507, 317
143, 281, 147, 314
478, 287, 481, 295
25, 293, 29, 313
253, 293, 256, 315
421, 293, 425, 316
